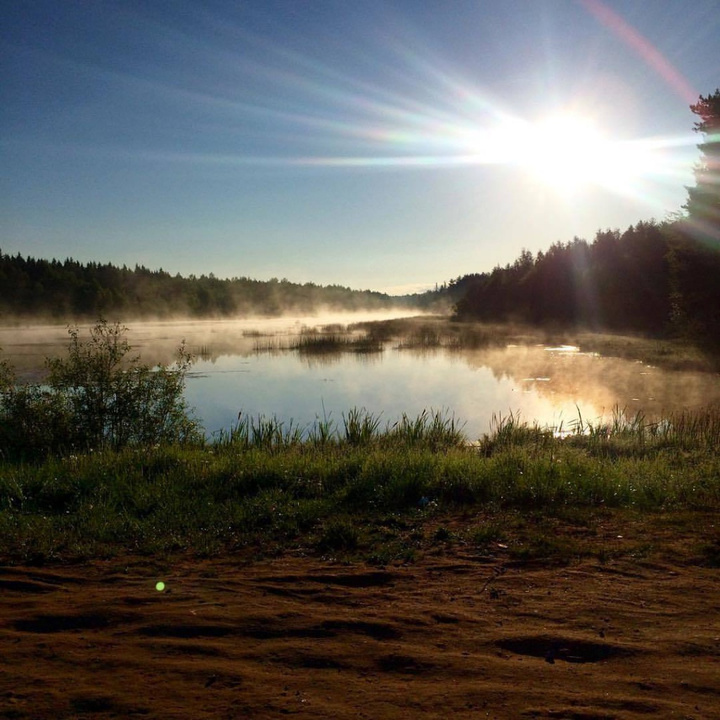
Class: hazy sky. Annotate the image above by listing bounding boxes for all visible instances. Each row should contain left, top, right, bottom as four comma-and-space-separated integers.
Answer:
2, 1, 719, 293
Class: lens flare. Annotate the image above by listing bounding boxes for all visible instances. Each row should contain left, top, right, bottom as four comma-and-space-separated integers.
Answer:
59, 2, 697, 215
579, 0, 697, 104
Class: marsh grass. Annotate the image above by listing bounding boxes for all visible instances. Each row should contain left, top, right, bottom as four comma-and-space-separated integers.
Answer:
350, 317, 720, 371
252, 326, 382, 355
252, 337, 293, 353
386, 409, 466, 449
250, 317, 522, 357
396, 324, 442, 349
478, 411, 554, 455
215, 413, 305, 450
565, 405, 720, 455
1, 405, 719, 563
246, 316, 719, 399
292, 332, 382, 354
569, 330, 718, 372
214, 407, 464, 452
342, 407, 382, 445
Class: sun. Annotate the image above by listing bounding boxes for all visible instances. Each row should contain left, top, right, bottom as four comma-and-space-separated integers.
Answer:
504, 112, 658, 195
518, 113, 629, 193
463, 110, 659, 196
525, 115, 608, 190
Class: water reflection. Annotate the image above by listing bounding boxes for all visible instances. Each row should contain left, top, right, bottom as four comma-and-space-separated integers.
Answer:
464, 344, 720, 421
2, 316, 719, 440
186, 341, 720, 440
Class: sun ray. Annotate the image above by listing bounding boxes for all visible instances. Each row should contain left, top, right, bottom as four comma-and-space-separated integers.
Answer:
24, 10, 696, 210
579, 0, 698, 104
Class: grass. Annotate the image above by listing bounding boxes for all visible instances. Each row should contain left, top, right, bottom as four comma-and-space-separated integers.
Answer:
213, 407, 465, 451
351, 317, 514, 352
292, 332, 383, 354
568, 330, 718, 372
250, 317, 536, 356
344, 316, 720, 371
1, 405, 719, 565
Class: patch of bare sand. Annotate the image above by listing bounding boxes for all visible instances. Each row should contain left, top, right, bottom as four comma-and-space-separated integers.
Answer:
1, 520, 719, 719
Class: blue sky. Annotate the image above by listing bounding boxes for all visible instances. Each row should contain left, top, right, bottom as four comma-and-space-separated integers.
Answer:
2, 1, 719, 293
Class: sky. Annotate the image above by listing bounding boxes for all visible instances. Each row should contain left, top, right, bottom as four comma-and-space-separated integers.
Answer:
2, 1, 719, 294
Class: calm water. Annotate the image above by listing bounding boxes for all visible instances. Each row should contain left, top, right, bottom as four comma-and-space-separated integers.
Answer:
2, 314, 720, 441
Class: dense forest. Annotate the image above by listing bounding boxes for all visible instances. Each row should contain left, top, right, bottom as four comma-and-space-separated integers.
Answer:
454, 90, 720, 351
0, 254, 452, 321
452, 221, 720, 345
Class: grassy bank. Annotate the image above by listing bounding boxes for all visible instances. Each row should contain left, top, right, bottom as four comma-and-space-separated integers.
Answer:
2, 407, 719, 565
2, 320, 719, 567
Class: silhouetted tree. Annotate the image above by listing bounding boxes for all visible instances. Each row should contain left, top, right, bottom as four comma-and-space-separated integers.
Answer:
684, 89, 720, 242
0, 250, 436, 321
455, 223, 675, 334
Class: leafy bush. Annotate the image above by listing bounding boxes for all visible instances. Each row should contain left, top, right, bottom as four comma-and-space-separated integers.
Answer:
0, 380, 78, 460
0, 321, 200, 461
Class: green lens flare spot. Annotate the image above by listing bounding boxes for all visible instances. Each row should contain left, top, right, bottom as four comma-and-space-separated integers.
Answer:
155, 581, 165, 592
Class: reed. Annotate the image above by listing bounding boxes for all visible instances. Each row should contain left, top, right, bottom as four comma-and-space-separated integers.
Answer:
2, 406, 719, 563
342, 407, 382, 445
384, 409, 466, 449
291, 332, 382, 354
215, 412, 304, 451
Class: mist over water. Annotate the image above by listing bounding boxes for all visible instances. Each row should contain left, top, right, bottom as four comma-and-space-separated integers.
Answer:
0, 311, 417, 380
3, 314, 719, 441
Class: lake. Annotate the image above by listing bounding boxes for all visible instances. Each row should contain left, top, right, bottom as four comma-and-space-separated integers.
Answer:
2, 313, 720, 441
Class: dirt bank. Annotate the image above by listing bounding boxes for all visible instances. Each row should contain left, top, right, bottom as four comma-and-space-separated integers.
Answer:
2, 520, 719, 719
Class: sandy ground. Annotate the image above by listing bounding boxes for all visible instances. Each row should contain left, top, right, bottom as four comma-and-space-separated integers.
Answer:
2, 525, 720, 719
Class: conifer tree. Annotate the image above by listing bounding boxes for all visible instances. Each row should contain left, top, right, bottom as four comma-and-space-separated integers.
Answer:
684, 89, 720, 241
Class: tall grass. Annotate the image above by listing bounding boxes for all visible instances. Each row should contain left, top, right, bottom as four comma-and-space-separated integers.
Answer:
385, 409, 465, 449
292, 331, 382, 354
214, 407, 465, 451
215, 413, 305, 451
342, 407, 382, 445
1, 405, 719, 562
565, 405, 720, 455
252, 327, 382, 355
479, 405, 720, 457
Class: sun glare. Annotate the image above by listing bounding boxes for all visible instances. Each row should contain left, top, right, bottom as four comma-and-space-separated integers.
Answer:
518, 113, 659, 194
459, 109, 666, 199
527, 115, 605, 190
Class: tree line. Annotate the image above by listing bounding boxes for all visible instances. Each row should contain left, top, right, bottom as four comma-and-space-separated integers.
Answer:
453, 221, 720, 346
0, 254, 448, 320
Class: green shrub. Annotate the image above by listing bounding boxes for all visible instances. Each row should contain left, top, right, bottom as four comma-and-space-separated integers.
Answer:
0, 382, 78, 460
0, 321, 200, 461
